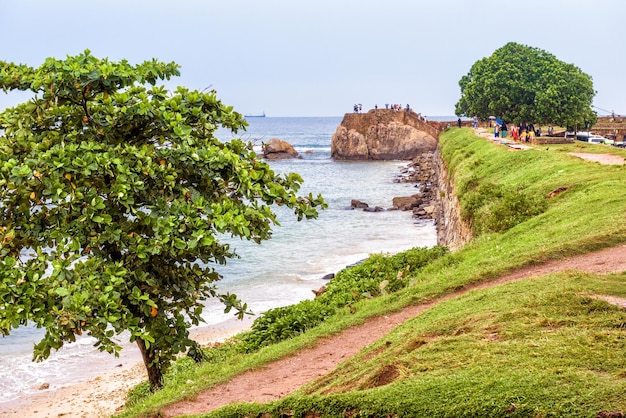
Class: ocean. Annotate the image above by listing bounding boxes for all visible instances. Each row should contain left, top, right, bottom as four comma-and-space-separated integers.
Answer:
0, 116, 438, 404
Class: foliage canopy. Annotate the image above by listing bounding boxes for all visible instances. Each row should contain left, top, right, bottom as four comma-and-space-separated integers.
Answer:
0, 50, 325, 388
455, 42, 597, 128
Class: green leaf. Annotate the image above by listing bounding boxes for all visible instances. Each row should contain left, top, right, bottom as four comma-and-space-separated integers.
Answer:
55, 287, 69, 297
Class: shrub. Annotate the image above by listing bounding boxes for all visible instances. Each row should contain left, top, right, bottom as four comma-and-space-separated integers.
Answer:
239, 300, 335, 352
461, 183, 547, 235
238, 246, 449, 352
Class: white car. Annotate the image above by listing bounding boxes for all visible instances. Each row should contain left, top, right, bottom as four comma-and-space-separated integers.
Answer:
587, 135, 605, 144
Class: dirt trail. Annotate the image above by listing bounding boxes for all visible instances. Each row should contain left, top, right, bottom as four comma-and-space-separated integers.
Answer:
162, 243, 626, 417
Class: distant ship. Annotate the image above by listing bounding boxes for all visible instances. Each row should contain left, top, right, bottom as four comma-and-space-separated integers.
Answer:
244, 112, 266, 118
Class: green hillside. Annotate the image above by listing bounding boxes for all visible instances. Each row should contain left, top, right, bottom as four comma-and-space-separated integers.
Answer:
120, 128, 626, 418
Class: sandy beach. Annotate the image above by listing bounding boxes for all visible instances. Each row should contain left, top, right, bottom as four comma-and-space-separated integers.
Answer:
0, 317, 255, 418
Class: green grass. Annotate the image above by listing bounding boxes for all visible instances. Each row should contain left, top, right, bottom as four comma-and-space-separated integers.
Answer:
117, 127, 626, 418
214, 272, 626, 417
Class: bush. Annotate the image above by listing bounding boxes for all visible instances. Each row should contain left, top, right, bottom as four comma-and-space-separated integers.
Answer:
460, 183, 547, 235
239, 246, 449, 352
239, 300, 335, 352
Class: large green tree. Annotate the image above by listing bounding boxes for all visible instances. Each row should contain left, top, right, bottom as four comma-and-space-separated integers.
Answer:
0, 51, 325, 389
455, 42, 596, 128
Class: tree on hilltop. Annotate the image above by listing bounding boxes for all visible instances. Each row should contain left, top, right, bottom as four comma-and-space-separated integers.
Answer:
455, 42, 596, 129
0, 51, 326, 389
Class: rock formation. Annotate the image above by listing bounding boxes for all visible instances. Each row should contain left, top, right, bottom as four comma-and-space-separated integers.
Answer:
263, 138, 300, 159
331, 109, 439, 160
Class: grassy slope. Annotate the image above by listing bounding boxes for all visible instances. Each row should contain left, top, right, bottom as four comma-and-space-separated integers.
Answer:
121, 128, 626, 418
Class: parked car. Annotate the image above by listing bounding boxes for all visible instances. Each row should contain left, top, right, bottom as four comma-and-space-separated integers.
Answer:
602, 136, 615, 145
587, 135, 605, 144
568, 132, 608, 144
565, 131, 586, 139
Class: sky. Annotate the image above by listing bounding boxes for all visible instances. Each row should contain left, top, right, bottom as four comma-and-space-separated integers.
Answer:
1, 0, 624, 117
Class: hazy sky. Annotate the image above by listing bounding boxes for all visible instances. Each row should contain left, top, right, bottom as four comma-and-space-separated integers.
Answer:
1, 0, 624, 117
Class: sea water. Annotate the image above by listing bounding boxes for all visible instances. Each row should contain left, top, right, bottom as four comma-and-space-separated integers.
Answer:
0, 116, 438, 403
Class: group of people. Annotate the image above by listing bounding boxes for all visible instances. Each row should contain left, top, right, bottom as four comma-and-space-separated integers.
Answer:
382, 103, 410, 111
465, 116, 557, 144
351, 104, 432, 125
494, 122, 554, 143
353, 103, 413, 113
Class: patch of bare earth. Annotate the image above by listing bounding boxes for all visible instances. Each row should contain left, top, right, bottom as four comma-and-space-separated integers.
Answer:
568, 153, 625, 165
162, 244, 626, 417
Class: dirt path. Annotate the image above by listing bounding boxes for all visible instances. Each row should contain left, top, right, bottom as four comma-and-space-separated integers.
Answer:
162, 243, 626, 417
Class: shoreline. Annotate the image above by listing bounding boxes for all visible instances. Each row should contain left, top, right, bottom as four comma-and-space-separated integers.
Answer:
0, 316, 255, 418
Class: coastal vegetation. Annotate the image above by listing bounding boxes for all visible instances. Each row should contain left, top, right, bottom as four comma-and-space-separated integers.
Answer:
118, 128, 626, 417
0, 52, 325, 390
455, 42, 597, 129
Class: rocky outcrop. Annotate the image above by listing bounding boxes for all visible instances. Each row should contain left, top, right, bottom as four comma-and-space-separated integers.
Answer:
331, 109, 439, 160
263, 138, 300, 159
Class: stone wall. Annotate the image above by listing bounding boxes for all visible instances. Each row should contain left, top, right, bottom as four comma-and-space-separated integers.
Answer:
393, 147, 472, 251
433, 148, 472, 251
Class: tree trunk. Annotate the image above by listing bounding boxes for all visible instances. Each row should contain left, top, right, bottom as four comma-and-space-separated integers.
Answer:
136, 338, 164, 390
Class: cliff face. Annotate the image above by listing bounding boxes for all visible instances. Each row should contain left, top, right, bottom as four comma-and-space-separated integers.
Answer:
433, 149, 472, 250
331, 110, 438, 160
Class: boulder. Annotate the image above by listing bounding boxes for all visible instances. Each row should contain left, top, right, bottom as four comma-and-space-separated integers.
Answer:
363, 206, 385, 212
351, 199, 369, 209
392, 195, 422, 210
263, 138, 300, 159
